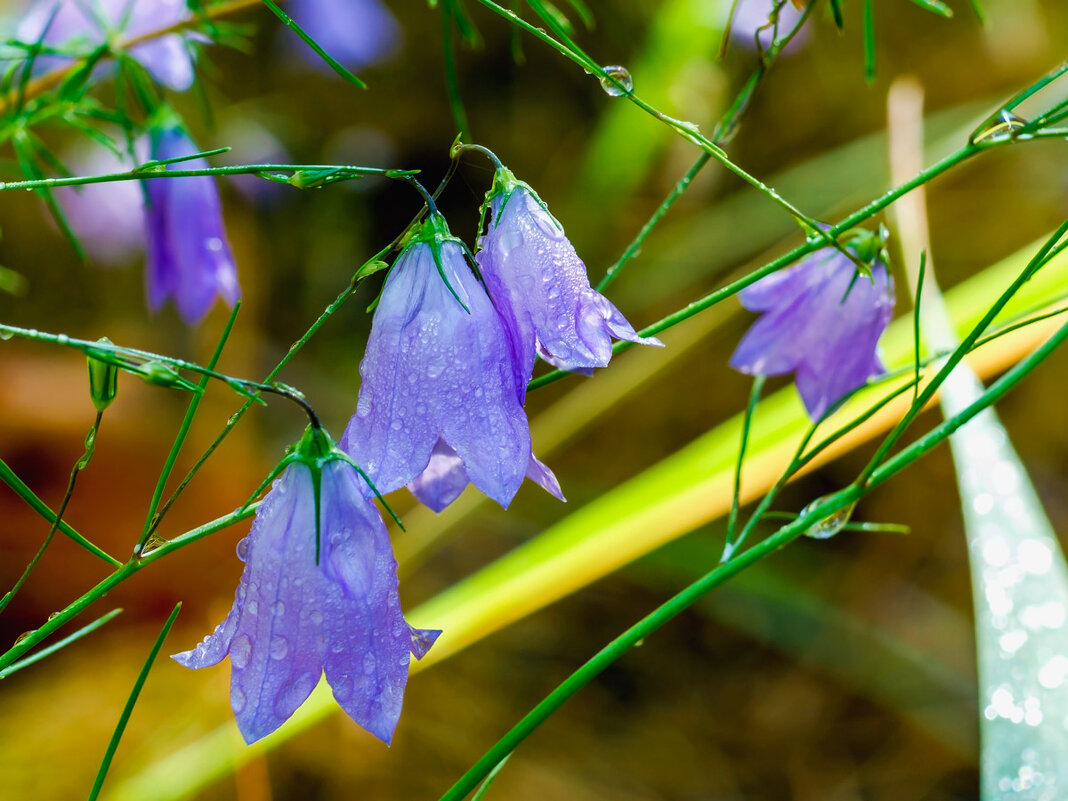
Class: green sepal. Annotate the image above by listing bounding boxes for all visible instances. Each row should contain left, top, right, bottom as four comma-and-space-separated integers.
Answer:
481, 165, 559, 236
404, 212, 471, 313
87, 337, 119, 412
842, 223, 890, 277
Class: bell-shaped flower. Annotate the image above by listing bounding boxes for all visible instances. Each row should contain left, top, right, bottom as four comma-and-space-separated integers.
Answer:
475, 168, 662, 381
173, 426, 439, 745
729, 229, 896, 420
142, 122, 240, 325
341, 212, 562, 513
17, 0, 197, 90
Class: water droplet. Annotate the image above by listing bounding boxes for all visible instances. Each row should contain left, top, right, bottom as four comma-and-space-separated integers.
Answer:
0, 329, 11, 340
330, 640, 345, 654
274, 672, 317, 720
13, 630, 34, 646
47, 611, 59, 621
599, 65, 633, 96
207, 237, 224, 252
800, 496, 856, 540
230, 634, 252, 669
269, 636, 289, 660
230, 686, 246, 713
272, 601, 286, 616
246, 600, 259, 616
236, 537, 249, 560
56, 334, 68, 345
309, 609, 323, 625
140, 533, 168, 555
363, 652, 376, 675
971, 109, 1029, 144
332, 674, 354, 701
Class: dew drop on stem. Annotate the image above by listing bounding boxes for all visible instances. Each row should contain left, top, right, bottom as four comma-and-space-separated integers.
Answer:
600, 65, 633, 97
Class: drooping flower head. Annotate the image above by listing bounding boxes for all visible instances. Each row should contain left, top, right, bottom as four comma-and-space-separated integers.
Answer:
475, 167, 662, 383
17, 0, 197, 90
173, 425, 440, 745
730, 0, 809, 53
340, 212, 562, 513
141, 120, 240, 325
284, 0, 402, 73
729, 227, 896, 420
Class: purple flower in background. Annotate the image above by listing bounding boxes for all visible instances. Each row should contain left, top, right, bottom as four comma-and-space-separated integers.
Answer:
17, 0, 196, 90
476, 169, 662, 382
142, 124, 240, 325
173, 428, 439, 744
341, 213, 562, 513
285, 0, 401, 73
56, 143, 144, 265
731, 0, 809, 53
730, 233, 896, 420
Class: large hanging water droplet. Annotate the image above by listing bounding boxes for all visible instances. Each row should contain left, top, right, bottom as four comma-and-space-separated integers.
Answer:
971, 109, 1029, 144
269, 636, 289, 660
600, 65, 633, 97
230, 634, 252, 669
236, 537, 249, 561
800, 496, 856, 540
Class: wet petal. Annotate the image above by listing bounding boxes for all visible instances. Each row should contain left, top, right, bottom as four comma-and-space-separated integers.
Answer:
478, 184, 659, 375
407, 439, 470, 513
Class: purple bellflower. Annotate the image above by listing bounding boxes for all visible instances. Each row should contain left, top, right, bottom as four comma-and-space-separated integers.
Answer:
729, 229, 896, 420
142, 123, 240, 325
17, 0, 197, 90
285, 0, 402, 72
173, 426, 440, 745
341, 212, 563, 513
475, 168, 662, 382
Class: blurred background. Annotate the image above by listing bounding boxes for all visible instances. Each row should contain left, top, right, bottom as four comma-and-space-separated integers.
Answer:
1, 0, 1068, 798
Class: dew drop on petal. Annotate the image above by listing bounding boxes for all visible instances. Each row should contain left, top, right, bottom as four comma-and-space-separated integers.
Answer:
274, 672, 317, 720
309, 609, 323, 625
230, 686, 246, 714
236, 537, 249, 561
230, 634, 252, 669
269, 636, 289, 660
363, 652, 376, 675
272, 601, 286, 617
332, 673, 354, 702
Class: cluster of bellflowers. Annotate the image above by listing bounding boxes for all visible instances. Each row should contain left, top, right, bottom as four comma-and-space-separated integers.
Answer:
16, 0, 400, 327
173, 151, 664, 744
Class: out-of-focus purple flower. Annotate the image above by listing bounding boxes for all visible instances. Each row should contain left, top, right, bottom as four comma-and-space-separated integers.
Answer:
173, 427, 439, 745
476, 169, 662, 381
17, 0, 196, 90
142, 124, 240, 325
730, 0, 809, 53
285, 0, 401, 73
57, 143, 144, 265
341, 212, 562, 513
729, 234, 896, 420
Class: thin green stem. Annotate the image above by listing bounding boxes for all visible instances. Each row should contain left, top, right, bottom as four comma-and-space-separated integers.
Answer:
856, 218, 1068, 485
438, 315, 1068, 801
724, 375, 764, 551
0, 609, 123, 679
0, 502, 256, 673
87, 603, 182, 801
0, 411, 102, 614
441, 3, 471, 139
136, 304, 239, 555
0, 163, 416, 192
0, 457, 120, 566
530, 142, 982, 393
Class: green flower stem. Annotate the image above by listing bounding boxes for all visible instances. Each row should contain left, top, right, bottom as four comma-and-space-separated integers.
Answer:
0, 608, 123, 679
87, 603, 182, 801
529, 140, 983, 392
470, 0, 848, 254
137, 304, 239, 555
0, 457, 120, 566
0, 502, 257, 673
856, 218, 1068, 485
438, 314, 1068, 801
0, 163, 416, 192
597, 0, 813, 292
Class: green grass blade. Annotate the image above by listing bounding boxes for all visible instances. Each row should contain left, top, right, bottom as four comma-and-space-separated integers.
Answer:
88, 604, 182, 801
